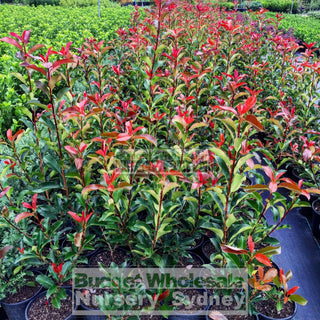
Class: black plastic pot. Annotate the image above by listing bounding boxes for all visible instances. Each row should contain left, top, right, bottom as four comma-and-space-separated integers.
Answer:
206, 309, 259, 320
237, 7, 247, 11
187, 235, 205, 257
0, 272, 43, 320
25, 289, 78, 320
257, 301, 297, 320
201, 239, 220, 264
0, 306, 8, 320
79, 300, 106, 320
299, 193, 318, 219
168, 288, 209, 320
312, 199, 320, 238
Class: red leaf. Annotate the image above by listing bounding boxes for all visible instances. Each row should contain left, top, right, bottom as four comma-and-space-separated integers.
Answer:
263, 166, 274, 180
28, 44, 45, 55
75, 158, 84, 170
67, 211, 82, 223
0, 37, 22, 50
65, 146, 78, 155
51, 58, 74, 73
248, 236, 254, 254
12, 129, 24, 141
214, 105, 237, 115
0, 245, 13, 260
244, 114, 263, 131
116, 133, 131, 141
23, 202, 32, 209
22, 30, 31, 44
0, 187, 11, 200
134, 134, 157, 146
15, 212, 34, 224
81, 184, 105, 197
255, 253, 272, 267
32, 194, 38, 210
22, 63, 46, 76
269, 181, 278, 193
221, 245, 248, 255
9, 32, 22, 41
287, 286, 299, 296
241, 96, 256, 115
157, 289, 170, 302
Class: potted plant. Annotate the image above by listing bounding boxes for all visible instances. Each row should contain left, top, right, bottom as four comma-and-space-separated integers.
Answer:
0, 245, 42, 320
253, 268, 307, 320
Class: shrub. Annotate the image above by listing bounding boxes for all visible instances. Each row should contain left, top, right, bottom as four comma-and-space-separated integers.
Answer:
266, 12, 320, 45
261, 0, 298, 13
0, 4, 133, 137
27, 0, 60, 5
308, 10, 320, 19
59, 0, 120, 7
249, 1, 263, 10
212, 0, 235, 10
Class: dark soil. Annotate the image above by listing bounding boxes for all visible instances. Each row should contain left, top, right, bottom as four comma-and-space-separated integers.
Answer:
3, 275, 41, 304
139, 297, 163, 320
205, 230, 216, 238
203, 241, 217, 259
177, 254, 203, 268
77, 288, 113, 310
243, 178, 252, 186
174, 288, 206, 312
90, 249, 129, 267
256, 295, 295, 318
27, 294, 73, 320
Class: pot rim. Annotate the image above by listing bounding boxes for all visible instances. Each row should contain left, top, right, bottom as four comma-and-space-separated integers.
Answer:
0, 270, 43, 307
24, 288, 78, 320
257, 300, 297, 320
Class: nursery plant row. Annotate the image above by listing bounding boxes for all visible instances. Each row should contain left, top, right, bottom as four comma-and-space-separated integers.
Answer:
266, 11, 320, 47
0, 3, 135, 136
0, 1, 319, 320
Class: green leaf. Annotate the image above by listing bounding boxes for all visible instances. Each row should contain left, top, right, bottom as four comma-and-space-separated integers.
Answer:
290, 294, 308, 306
226, 214, 237, 228
234, 154, 254, 173
205, 227, 224, 241
210, 146, 231, 166
136, 222, 151, 239
36, 274, 55, 289
13, 265, 23, 275
156, 218, 174, 242
44, 155, 62, 175
47, 285, 59, 297
256, 245, 281, 257
33, 182, 61, 193
230, 174, 245, 193
163, 183, 178, 196
216, 156, 230, 180
229, 226, 251, 243
51, 295, 61, 309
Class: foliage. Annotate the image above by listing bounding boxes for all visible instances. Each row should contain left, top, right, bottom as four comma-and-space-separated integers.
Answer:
213, 1, 235, 10
261, 0, 298, 13
266, 12, 320, 45
249, 1, 263, 11
0, 4, 133, 136
60, 0, 121, 8
0, 0, 316, 312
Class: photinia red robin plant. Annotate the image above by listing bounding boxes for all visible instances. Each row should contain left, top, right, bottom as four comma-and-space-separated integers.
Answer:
0, 0, 317, 313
